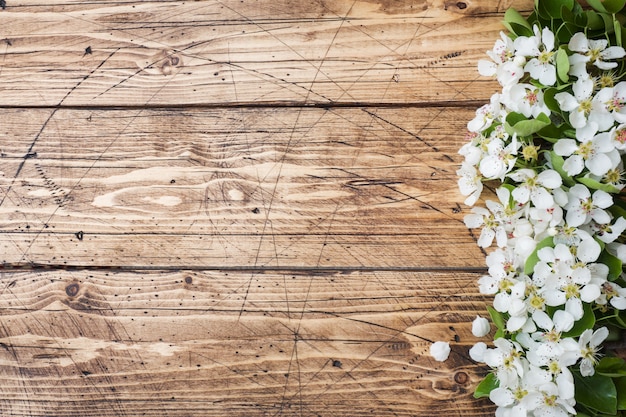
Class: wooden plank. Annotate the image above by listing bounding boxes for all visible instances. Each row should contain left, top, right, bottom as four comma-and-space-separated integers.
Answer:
0, 269, 494, 417
0, 0, 531, 106
0, 106, 485, 269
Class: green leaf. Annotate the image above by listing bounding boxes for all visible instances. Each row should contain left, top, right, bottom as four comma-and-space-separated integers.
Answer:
536, 0, 574, 18
487, 305, 506, 333
616, 18, 624, 47
562, 302, 596, 338
584, 10, 606, 30
505, 112, 551, 137
503, 8, 533, 37
596, 357, 626, 377
617, 377, 626, 410
524, 236, 555, 275
603, 0, 626, 14
586, 0, 609, 13
576, 176, 622, 194
574, 371, 618, 415
598, 250, 623, 281
556, 47, 570, 83
549, 151, 576, 187
474, 372, 498, 399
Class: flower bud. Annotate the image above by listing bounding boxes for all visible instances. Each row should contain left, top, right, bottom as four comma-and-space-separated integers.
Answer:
472, 315, 491, 337
430, 341, 451, 362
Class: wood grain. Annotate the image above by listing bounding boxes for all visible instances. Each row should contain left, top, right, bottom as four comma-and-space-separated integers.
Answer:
0, 0, 538, 415
0, 107, 485, 269
0, 0, 530, 106
0, 269, 494, 417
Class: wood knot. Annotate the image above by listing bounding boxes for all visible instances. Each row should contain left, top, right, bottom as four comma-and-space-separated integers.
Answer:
454, 371, 469, 385
456, 2, 467, 9
161, 52, 182, 76
66, 283, 80, 297
184, 276, 193, 284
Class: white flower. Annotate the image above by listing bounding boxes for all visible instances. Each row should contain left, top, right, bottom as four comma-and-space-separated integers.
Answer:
479, 32, 526, 86
464, 206, 509, 248
523, 382, 577, 417
508, 168, 562, 209
515, 26, 557, 86
595, 216, 626, 243
594, 81, 626, 124
472, 315, 491, 337
578, 327, 609, 376
554, 76, 610, 133
479, 136, 519, 180
553, 133, 618, 177
569, 31, 626, 71
468, 93, 504, 133
457, 162, 483, 206
565, 184, 613, 227
483, 338, 525, 389
430, 341, 451, 362
504, 83, 551, 118
610, 123, 626, 150
601, 281, 626, 309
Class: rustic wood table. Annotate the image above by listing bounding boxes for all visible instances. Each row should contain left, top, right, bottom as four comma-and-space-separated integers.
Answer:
0, 0, 532, 415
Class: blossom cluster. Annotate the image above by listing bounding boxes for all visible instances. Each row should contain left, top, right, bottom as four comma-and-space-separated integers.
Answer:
445, 12, 626, 417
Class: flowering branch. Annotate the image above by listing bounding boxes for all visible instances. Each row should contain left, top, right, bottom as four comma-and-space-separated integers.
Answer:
444, 0, 626, 416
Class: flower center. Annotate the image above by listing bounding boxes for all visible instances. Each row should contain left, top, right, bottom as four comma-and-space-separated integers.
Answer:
599, 72, 616, 88
607, 95, 625, 112
578, 99, 593, 115
576, 141, 594, 160
580, 197, 594, 214
525, 89, 539, 105
543, 394, 558, 407
529, 293, 545, 310
548, 360, 561, 374
615, 128, 626, 144
588, 47, 602, 63
565, 283, 580, 298
514, 387, 528, 401
539, 50, 554, 64
522, 143, 540, 161
605, 168, 624, 184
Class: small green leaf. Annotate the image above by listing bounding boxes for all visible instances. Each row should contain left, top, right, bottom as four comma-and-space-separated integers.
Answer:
548, 151, 576, 187
542, 87, 564, 113
505, 112, 551, 137
487, 305, 506, 333
576, 176, 622, 194
616, 19, 624, 47
562, 302, 596, 338
556, 47, 570, 83
584, 10, 605, 30
598, 250, 623, 282
524, 236, 555, 275
503, 8, 533, 37
474, 372, 499, 399
574, 371, 618, 415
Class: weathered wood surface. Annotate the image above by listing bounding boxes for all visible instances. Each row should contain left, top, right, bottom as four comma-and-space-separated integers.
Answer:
0, 0, 530, 106
0, 0, 531, 416
0, 270, 492, 417
0, 107, 480, 269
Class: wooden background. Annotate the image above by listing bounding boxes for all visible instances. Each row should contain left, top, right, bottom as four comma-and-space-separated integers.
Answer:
0, 0, 532, 416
